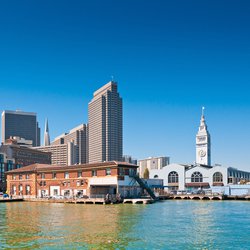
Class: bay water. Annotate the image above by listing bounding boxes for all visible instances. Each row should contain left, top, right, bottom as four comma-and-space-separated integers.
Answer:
0, 201, 249, 249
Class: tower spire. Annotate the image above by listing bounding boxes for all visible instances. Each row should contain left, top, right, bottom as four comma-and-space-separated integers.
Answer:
196, 107, 211, 166
44, 118, 50, 146
202, 106, 205, 117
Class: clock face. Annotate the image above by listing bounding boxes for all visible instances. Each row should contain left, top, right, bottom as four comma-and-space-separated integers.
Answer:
199, 150, 206, 157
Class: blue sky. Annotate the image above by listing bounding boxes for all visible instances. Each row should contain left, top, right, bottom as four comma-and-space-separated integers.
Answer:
0, 1, 249, 171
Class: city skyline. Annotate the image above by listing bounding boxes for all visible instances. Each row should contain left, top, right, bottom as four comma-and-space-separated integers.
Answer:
0, 1, 250, 171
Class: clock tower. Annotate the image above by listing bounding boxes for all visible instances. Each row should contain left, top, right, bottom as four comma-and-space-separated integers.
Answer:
196, 107, 211, 165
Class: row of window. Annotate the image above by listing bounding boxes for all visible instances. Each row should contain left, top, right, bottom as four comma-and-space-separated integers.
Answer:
13, 174, 30, 180
12, 168, 136, 181
40, 168, 112, 179
39, 180, 86, 187
167, 171, 223, 183
11, 184, 31, 195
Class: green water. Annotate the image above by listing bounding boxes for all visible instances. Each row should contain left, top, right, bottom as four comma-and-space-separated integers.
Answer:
0, 201, 249, 249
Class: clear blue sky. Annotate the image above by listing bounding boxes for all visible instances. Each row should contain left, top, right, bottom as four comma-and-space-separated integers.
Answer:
0, 1, 249, 171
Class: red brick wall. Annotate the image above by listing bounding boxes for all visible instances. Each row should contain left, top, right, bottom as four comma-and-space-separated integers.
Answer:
97, 169, 106, 177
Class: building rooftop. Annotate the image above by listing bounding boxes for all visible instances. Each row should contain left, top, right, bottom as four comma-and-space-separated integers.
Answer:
6, 161, 138, 174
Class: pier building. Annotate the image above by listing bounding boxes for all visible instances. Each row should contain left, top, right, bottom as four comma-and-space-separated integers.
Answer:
149, 109, 250, 192
150, 163, 250, 192
6, 162, 145, 199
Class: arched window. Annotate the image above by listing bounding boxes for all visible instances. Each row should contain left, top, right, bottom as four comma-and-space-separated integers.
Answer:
154, 175, 158, 178
168, 171, 179, 183
213, 172, 223, 182
191, 172, 203, 182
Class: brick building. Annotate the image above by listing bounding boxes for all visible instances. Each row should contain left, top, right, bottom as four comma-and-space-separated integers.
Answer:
6, 161, 140, 198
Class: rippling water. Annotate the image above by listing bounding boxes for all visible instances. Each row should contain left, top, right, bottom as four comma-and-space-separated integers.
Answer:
0, 201, 249, 249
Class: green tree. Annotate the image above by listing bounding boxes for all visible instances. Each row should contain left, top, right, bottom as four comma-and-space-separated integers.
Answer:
143, 168, 149, 179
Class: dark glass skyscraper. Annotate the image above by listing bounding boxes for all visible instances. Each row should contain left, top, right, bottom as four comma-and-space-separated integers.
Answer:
1, 110, 40, 147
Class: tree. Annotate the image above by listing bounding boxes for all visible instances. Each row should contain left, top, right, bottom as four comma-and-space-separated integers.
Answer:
143, 168, 149, 179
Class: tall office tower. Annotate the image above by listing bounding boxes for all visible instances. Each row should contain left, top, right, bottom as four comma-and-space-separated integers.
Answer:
196, 107, 211, 165
88, 81, 123, 163
44, 118, 50, 146
1, 110, 40, 147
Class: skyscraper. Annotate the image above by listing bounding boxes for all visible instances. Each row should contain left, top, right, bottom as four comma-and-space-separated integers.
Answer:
44, 118, 50, 146
196, 107, 211, 165
1, 110, 40, 147
88, 81, 122, 163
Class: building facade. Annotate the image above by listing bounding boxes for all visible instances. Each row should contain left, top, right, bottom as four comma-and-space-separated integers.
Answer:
0, 152, 21, 192
0, 143, 51, 192
138, 156, 170, 177
122, 155, 137, 165
34, 143, 75, 166
88, 81, 123, 163
150, 163, 250, 192
36, 124, 88, 165
6, 162, 140, 199
196, 108, 211, 165
1, 110, 40, 147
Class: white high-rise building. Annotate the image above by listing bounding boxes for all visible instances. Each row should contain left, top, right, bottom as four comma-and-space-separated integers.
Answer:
196, 107, 211, 165
88, 81, 123, 163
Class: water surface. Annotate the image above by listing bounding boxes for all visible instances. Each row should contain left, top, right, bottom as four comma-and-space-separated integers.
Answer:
0, 201, 249, 249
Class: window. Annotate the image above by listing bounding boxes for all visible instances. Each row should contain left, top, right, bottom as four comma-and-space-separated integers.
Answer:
40, 181, 46, 186
168, 171, 179, 183
13, 174, 16, 180
26, 174, 30, 180
26, 185, 31, 195
19, 174, 23, 180
52, 172, 56, 179
191, 172, 203, 183
213, 172, 223, 183
77, 171, 82, 178
41, 173, 45, 179
92, 170, 97, 177
106, 168, 111, 176
154, 175, 159, 178
12, 185, 16, 195
81, 180, 85, 186
119, 168, 125, 176
19, 184, 23, 195
65, 172, 69, 179
76, 181, 80, 187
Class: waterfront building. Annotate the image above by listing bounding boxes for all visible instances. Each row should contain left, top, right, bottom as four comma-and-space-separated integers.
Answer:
1, 110, 40, 147
6, 161, 141, 198
138, 156, 170, 178
196, 107, 211, 165
150, 163, 250, 191
88, 81, 123, 163
36, 124, 88, 165
44, 118, 50, 146
149, 109, 250, 191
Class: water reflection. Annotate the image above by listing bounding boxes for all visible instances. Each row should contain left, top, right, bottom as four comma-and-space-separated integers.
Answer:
1, 201, 250, 249
1, 202, 143, 249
